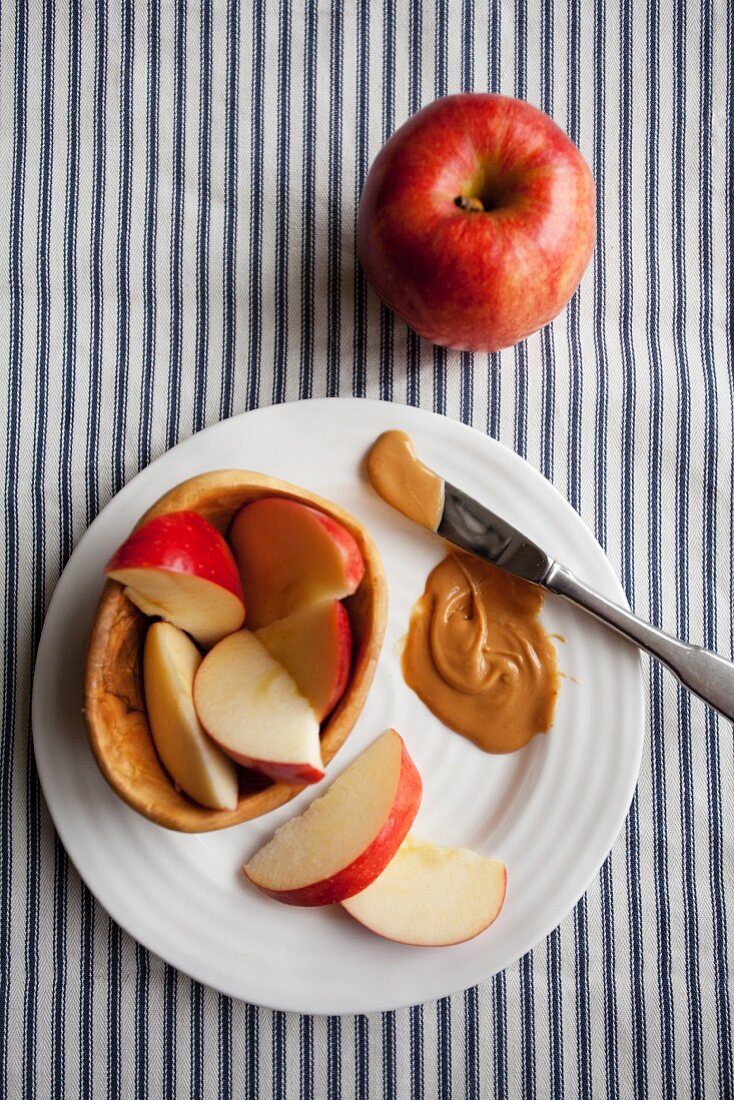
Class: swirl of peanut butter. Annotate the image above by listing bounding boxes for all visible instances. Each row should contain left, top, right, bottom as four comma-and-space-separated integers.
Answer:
403, 552, 559, 753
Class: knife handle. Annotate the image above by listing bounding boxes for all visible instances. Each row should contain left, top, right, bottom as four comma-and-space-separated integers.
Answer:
545, 562, 734, 723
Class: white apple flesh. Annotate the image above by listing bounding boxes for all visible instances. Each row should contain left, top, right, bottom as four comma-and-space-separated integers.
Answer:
342, 836, 507, 945
113, 567, 245, 649
143, 621, 239, 811
228, 497, 365, 628
243, 729, 422, 905
193, 630, 325, 785
255, 600, 353, 721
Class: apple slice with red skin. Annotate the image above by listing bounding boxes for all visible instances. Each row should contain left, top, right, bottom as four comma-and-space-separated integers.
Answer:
341, 836, 507, 946
255, 600, 352, 722
105, 510, 246, 648
243, 729, 422, 906
143, 621, 239, 811
193, 629, 324, 785
228, 498, 365, 629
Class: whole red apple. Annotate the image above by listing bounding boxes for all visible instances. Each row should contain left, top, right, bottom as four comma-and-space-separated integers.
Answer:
357, 93, 595, 353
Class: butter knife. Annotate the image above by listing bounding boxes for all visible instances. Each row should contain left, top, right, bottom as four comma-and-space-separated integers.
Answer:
367, 430, 734, 723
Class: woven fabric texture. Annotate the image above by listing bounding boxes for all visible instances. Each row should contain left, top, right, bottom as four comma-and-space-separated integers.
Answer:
1, 0, 733, 1096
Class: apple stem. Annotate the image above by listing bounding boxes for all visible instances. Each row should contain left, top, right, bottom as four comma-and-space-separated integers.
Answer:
454, 195, 485, 213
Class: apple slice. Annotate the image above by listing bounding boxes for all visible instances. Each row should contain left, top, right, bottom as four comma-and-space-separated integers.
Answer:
243, 729, 422, 905
193, 630, 324, 785
255, 600, 352, 721
105, 511, 245, 648
228, 498, 365, 628
143, 622, 239, 810
341, 836, 507, 946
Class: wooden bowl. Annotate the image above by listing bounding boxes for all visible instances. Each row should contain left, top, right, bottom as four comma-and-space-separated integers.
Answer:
83, 470, 387, 832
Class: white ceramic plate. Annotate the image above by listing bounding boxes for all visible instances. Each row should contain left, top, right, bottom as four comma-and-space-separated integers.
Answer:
33, 398, 644, 1014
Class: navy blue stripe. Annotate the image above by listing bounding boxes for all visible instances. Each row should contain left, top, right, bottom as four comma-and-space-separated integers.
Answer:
547, 928, 564, 1099
59, 0, 81, 566
190, 981, 204, 1099
520, 953, 536, 1100
643, 0, 673, 1091
433, 0, 448, 417
437, 996, 451, 1100
163, 964, 177, 1100
112, 0, 134, 494
460, 352, 474, 425
218, 995, 232, 1100
138, 0, 159, 469
134, 943, 149, 1100
565, 0, 583, 516
326, 0, 343, 398
698, 0, 732, 1090
382, 1011, 396, 1100
299, 0, 318, 401
193, 0, 212, 433
461, 0, 473, 90
52, 839, 69, 1100
25, 2, 54, 1096
539, 0, 555, 483
488, 0, 500, 90
244, 1003, 259, 1100
352, 0, 370, 398
378, 0, 395, 404
671, 2, 704, 1093
272, 0, 291, 404
464, 986, 479, 1100
222, 0, 241, 416
80, 890, 96, 1100
405, 0, 422, 408
573, 896, 591, 1097
107, 920, 121, 1100
492, 972, 507, 1100
273, 1010, 286, 1099
86, 0, 108, 523
615, 3, 642, 1099
410, 1005, 424, 1100
513, 0, 528, 463
724, 13, 734, 1100
435, 0, 447, 97
433, 348, 447, 416
327, 1016, 341, 1100
82, 18, 105, 1085
486, 0, 501, 440
300, 1014, 313, 1100
355, 1015, 369, 1099
167, 0, 186, 449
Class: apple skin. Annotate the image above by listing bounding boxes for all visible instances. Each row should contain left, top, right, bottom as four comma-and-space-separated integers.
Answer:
358, 93, 595, 352
106, 510, 244, 600
243, 731, 423, 906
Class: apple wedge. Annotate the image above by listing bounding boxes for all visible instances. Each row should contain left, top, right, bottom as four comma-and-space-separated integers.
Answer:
228, 498, 365, 628
341, 836, 507, 946
255, 600, 352, 721
105, 510, 245, 648
243, 729, 422, 905
193, 630, 324, 785
143, 622, 239, 810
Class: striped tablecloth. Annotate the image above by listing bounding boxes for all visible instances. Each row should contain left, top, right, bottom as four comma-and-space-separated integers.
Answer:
3, 1, 733, 1096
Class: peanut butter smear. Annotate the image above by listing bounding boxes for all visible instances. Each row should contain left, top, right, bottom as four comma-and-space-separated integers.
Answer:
366, 431, 445, 531
403, 552, 560, 753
